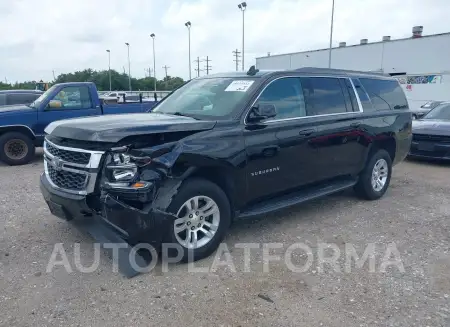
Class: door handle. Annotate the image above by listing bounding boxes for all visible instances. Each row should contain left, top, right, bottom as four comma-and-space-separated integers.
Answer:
350, 122, 361, 128
298, 129, 315, 136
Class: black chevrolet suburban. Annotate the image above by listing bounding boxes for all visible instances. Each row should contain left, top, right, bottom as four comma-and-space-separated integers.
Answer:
40, 67, 412, 265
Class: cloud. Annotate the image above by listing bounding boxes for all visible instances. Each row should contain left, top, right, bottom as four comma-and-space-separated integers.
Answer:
0, 0, 448, 83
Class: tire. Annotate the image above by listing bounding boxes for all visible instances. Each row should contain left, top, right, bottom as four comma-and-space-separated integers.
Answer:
354, 149, 392, 200
164, 178, 231, 262
0, 132, 35, 166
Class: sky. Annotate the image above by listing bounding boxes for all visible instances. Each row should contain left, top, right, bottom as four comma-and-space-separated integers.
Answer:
1, 0, 449, 83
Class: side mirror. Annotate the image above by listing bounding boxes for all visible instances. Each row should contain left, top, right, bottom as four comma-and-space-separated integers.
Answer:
48, 99, 62, 109
247, 103, 277, 123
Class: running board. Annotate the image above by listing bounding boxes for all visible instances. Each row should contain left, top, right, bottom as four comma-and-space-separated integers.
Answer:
238, 178, 357, 219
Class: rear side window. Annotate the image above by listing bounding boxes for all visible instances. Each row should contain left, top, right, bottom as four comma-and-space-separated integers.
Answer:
359, 78, 409, 110
5, 93, 39, 105
300, 77, 349, 116
351, 78, 373, 111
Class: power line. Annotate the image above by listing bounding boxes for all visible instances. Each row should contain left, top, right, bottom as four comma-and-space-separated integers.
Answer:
232, 49, 241, 71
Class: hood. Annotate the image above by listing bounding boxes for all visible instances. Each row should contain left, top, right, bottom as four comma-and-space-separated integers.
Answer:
411, 108, 430, 113
45, 112, 217, 142
412, 119, 450, 136
0, 104, 34, 113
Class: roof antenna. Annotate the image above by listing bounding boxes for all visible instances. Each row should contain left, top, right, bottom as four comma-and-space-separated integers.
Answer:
246, 65, 259, 76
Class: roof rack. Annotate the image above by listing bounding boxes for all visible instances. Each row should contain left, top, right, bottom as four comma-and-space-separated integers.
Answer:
293, 67, 389, 76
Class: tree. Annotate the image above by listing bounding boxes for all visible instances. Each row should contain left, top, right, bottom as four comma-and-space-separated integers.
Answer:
3, 69, 185, 91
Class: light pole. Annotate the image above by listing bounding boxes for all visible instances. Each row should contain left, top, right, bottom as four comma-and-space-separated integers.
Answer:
125, 42, 131, 91
185, 21, 192, 80
328, 0, 335, 68
150, 33, 156, 92
238, 2, 247, 71
106, 49, 111, 91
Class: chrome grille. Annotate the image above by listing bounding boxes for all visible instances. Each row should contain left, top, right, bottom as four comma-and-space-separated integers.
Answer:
48, 165, 87, 191
43, 139, 104, 195
45, 141, 91, 165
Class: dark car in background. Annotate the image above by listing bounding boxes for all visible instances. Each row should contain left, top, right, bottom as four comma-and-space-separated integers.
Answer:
411, 100, 444, 119
0, 90, 43, 107
409, 101, 450, 160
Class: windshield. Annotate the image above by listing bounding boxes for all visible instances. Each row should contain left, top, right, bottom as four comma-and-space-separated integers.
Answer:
152, 77, 257, 119
421, 101, 441, 109
422, 103, 450, 120
29, 85, 57, 108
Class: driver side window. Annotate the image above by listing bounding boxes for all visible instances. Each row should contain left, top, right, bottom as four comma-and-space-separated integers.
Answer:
51, 86, 92, 109
256, 77, 306, 121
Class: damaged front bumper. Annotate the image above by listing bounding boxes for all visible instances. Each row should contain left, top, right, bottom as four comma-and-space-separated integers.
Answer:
40, 173, 175, 277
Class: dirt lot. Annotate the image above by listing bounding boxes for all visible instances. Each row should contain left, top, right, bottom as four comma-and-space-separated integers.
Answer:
0, 150, 449, 327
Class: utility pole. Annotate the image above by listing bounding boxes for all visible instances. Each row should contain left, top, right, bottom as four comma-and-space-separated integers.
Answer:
144, 68, 152, 78
162, 65, 170, 79
162, 65, 170, 90
106, 49, 111, 91
232, 49, 241, 71
194, 57, 202, 77
238, 2, 247, 71
203, 56, 212, 75
52, 70, 56, 80
150, 33, 156, 92
328, 0, 335, 68
125, 42, 131, 91
185, 21, 192, 79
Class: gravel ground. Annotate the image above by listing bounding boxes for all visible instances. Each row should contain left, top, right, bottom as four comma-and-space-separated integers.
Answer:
0, 150, 449, 327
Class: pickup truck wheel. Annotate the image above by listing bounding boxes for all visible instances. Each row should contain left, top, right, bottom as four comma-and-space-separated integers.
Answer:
354, 149, 392, 200
165, 178, 231, 262
0, 132, 35, 166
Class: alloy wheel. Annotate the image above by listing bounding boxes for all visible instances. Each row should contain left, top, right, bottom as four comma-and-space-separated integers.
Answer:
174, 195, 220, 249
371, 158, 388, 192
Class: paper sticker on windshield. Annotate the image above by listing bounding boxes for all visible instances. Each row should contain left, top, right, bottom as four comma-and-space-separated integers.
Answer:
225, 80, 254, 92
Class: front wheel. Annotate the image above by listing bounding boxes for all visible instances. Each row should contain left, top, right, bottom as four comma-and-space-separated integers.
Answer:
354, 149, 392, 200
165, 178, 231, 262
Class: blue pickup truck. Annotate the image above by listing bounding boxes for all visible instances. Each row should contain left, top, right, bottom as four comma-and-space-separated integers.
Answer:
0, 82, 157, 165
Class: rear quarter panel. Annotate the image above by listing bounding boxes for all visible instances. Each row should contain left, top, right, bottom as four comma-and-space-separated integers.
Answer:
359, 110, 412, 168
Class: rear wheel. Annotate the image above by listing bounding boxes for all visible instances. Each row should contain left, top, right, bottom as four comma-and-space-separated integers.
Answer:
354, 149, 392, 200
0, 132, 35, 166
165, 178, 231, 262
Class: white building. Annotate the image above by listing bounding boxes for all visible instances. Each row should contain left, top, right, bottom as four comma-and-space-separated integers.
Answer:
256, 26, 450, 108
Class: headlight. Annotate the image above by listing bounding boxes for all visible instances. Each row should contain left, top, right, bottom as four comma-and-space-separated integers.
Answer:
106, 151, 151, 183
113, 153, 131, 165
107, 154, 138, 182
110, 163, 138, 182
103, 149, 155, 192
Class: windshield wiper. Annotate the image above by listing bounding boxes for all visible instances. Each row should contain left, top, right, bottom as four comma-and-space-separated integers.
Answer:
167, 112, 199, 119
